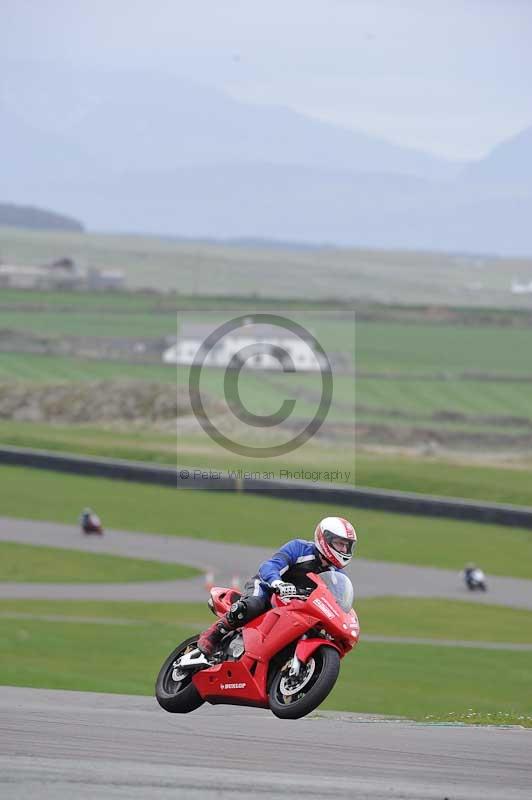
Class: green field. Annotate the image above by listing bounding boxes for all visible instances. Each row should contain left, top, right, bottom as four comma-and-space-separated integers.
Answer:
1, 598, 530, 725
354, 321, 532, 376
199, 366, 532, 425
2, 464, 532, 578
2, 326, 531, 437
355, 451, 532, 505
2, 596, 530, 644
1, 352, 531, 426
356, 597, 532, 643
0, 309, 175, 338
0, 541, 199, 582
357, 376, 532, 418
329, 642, 532, 724
2, 281, 532, 459
1, 420, 532, 506
3, 302, 532, 380
2, 225, 532, 307
2, 256, 532, 526
0, 286, 339, 313
0, 353, 173, 383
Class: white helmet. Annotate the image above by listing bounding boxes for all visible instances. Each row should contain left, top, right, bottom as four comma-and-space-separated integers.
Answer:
314, 517, 357, 569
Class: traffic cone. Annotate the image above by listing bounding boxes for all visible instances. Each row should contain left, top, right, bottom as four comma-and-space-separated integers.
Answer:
205, 568, 215, 591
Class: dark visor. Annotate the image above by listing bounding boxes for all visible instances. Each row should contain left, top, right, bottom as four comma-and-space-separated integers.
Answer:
324, 530, 355, 555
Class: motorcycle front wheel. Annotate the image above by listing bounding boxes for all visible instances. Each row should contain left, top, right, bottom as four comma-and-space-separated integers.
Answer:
268, 645, 340, 720
155, 635, 205, 714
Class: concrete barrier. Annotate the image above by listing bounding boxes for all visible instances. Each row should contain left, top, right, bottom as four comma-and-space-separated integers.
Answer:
0, 445, 236, 492
1, 445, 532, 529
240, 477, 532, 529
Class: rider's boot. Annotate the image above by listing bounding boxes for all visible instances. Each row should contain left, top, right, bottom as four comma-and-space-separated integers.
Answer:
197, 613, 235, 657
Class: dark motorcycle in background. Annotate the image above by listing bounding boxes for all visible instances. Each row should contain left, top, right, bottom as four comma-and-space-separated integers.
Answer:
464, 566, 487, 592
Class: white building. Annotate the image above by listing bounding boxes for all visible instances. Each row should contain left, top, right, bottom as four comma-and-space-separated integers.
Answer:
163, 323, 326, 372
511, 279, 532, 295
0, 265, 49, 289
0, 260, 125, 291
86, 267, 126, 291
0, 262, 82, 289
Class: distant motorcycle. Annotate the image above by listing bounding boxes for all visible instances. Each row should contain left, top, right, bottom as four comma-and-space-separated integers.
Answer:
155, 570, 360, 720
80, 509, 103, 536
464, 566, 487, 592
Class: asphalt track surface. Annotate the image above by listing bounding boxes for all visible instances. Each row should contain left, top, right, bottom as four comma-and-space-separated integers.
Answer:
1, 687, 531, 800
2, 519, 532, 798
2, 516, 532, 609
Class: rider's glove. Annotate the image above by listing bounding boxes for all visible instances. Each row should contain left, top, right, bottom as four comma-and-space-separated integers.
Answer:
271, 580, 297, 598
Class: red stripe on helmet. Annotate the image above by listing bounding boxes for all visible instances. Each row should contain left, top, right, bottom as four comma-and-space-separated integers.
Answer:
339, 517, 355, 539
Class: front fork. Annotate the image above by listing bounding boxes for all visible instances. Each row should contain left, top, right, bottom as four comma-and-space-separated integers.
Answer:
289, 651, 303, 677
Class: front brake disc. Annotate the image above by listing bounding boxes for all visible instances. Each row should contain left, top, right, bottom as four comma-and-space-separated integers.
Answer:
279, 658, 316, 696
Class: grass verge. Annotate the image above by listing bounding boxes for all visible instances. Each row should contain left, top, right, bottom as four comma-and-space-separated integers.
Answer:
356, 597, 532, 643
0, 598, 530, 726
326, 642, 532, 725
0, 541, 200, 583
2, 465, 532, 578
2, 421, 532, 508
1, 597, 531, 643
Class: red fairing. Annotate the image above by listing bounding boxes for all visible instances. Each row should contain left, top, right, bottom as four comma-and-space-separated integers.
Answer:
193, 573, 359, 707
209, 587, 241, 617
192, 657, 269, 706
296, 637, 341, 662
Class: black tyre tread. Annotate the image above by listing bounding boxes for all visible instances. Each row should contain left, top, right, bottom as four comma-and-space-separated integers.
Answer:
155, 635, 205, 714
269, 646, 340, 720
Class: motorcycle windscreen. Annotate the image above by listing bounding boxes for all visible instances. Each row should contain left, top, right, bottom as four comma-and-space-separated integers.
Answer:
320, 570, 354, 611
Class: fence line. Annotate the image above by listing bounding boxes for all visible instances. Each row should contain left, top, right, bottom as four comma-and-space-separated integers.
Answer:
1, 445, 532, 529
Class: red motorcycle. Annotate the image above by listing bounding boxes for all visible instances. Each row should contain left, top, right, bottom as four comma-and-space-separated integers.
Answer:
80, 511, 103, 536
155, 570, 359, 720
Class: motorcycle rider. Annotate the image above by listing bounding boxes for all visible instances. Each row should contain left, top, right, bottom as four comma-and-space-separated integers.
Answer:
463, 562, 486, 590
80, 507, 102, 534
197, 516, 357, 657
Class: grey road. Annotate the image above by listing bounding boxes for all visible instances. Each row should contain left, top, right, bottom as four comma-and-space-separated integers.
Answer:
0, 687, 530, 800
2, 516, 532, 608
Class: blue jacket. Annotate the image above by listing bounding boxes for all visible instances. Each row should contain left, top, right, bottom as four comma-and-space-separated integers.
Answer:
257, 539, 341, 586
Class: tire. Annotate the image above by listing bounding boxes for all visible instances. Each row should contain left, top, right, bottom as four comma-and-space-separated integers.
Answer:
155, 635, 205, 714
268, 646, 340, 720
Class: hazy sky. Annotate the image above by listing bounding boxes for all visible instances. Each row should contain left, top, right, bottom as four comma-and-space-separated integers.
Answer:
3, 0, 531, 159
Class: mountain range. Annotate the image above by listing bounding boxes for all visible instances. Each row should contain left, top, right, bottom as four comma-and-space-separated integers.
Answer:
1, 62, 531, 255
0, 203, 83, 232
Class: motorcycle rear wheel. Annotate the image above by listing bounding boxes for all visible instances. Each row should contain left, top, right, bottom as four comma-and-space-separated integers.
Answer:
155, 635, 205, 714
269, 645, 340, 720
